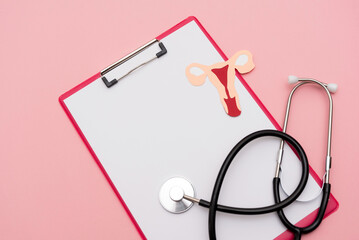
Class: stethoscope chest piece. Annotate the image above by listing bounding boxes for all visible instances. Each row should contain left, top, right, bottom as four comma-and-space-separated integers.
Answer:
159, 177, 195, 214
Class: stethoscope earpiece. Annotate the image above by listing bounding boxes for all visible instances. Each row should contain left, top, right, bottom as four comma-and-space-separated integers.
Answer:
288, 75, 299, 84
326, 83, 338, 93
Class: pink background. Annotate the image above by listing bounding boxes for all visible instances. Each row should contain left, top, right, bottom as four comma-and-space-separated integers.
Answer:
1, 0, 358, 239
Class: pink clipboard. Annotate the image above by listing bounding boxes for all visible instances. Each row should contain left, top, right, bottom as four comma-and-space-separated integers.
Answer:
59, 16, 338, 239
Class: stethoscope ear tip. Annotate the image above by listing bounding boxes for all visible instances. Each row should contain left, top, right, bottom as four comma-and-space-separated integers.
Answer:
288, 75, 299, 84
327, 83, 338, 93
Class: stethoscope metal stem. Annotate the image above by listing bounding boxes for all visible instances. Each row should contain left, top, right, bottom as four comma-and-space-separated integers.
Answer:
275, 77, 334, 184
183, 195, 200, 203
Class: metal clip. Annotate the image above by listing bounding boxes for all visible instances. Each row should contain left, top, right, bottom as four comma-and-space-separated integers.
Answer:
100, 40, 167, 88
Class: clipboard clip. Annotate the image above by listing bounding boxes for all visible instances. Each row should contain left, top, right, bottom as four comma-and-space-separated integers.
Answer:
101, 40, 167, 88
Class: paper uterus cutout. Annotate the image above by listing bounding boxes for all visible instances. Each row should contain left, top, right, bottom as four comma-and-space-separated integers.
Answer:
185, 50, 254, 117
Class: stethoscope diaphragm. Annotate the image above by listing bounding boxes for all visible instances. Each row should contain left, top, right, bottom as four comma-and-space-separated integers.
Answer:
159, 177, 195, 214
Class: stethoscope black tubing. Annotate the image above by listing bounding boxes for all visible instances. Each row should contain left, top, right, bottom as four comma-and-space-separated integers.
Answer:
274, 182, 331, 240
203, 129, 309, 240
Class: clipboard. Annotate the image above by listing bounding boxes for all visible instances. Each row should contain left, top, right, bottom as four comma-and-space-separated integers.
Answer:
59, 16, 338, 239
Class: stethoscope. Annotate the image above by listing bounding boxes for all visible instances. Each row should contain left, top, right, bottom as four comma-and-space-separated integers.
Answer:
159, 76, 337, 240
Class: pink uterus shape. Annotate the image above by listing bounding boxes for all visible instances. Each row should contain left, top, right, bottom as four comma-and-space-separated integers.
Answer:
186, 50, 254, 117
